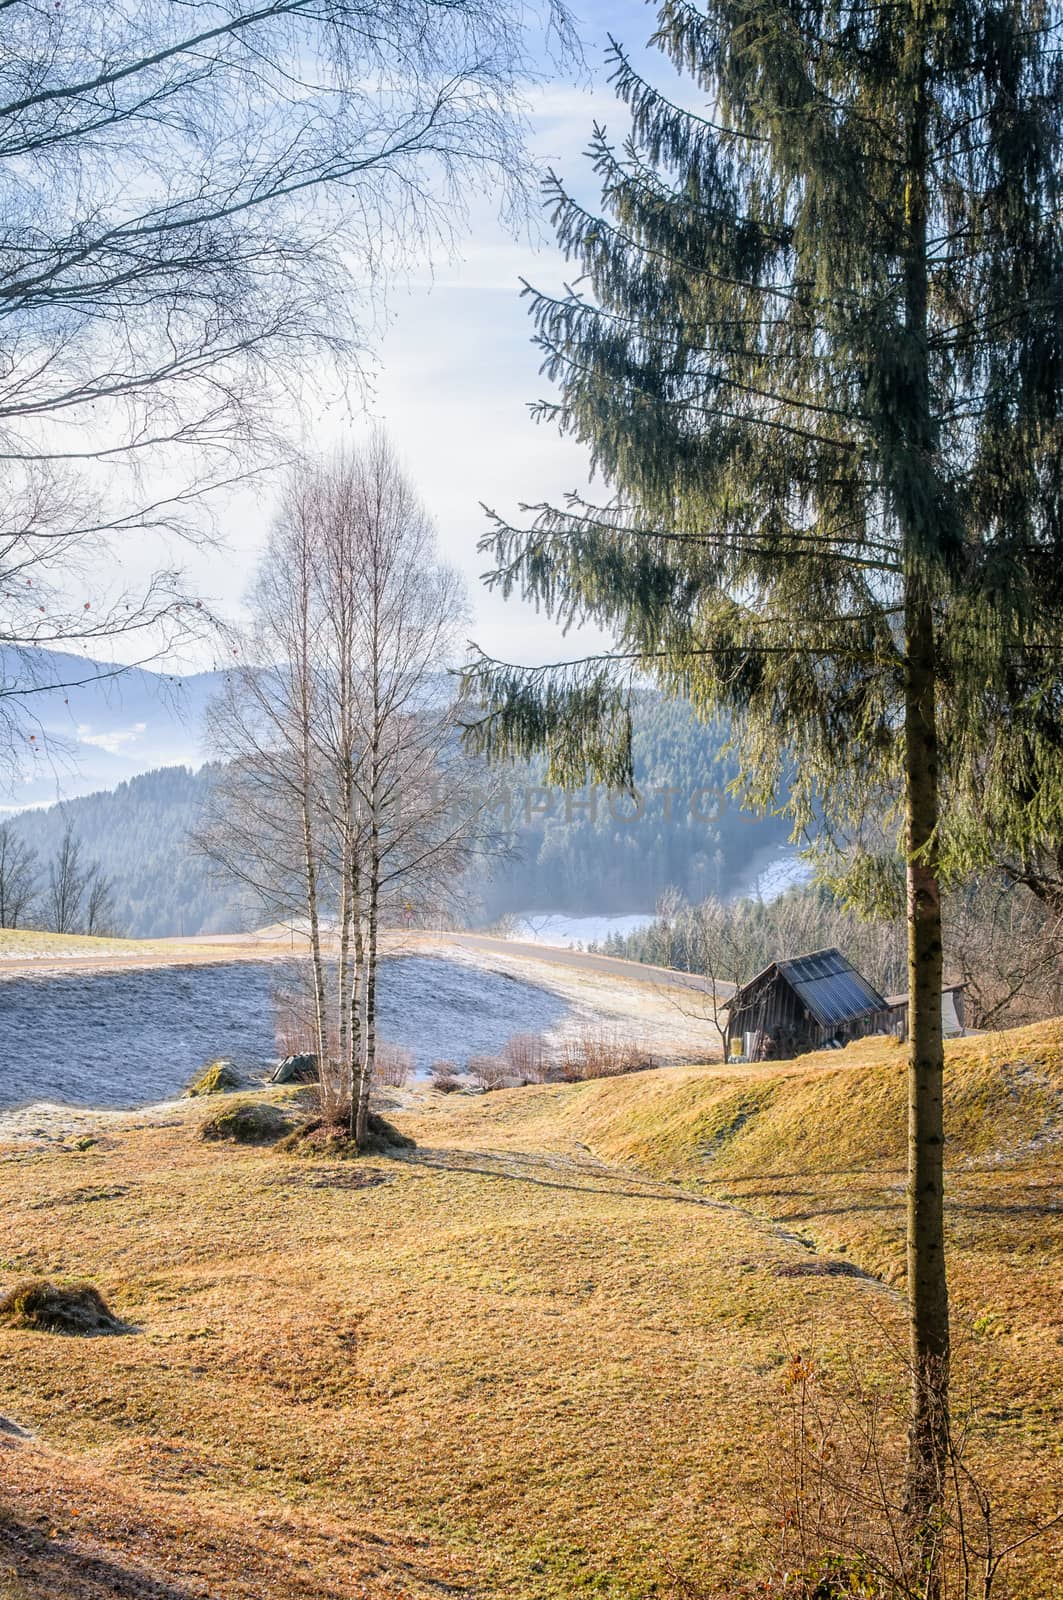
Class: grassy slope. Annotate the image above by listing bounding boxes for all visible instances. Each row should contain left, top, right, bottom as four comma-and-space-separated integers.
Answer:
0, 1024, 1060, 1598
0, 930, 157, 957
0, 929, 256, 961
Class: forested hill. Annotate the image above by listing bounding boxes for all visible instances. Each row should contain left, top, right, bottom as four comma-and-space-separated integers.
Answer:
480, 696, 792, 920
7, 765, 250, 938
6, 697, 793, 937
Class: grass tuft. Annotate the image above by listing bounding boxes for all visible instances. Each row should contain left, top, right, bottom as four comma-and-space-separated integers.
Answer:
199, 1099, 291, 1144
0, 1278, 124, 1335
279, 1110, 416, 1158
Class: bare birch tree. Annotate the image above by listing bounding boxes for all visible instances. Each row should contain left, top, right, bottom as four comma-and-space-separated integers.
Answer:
84, 865, 117, 937
202, 437, 486, 1143
328, 437, 478, 1144
47, 827, 86, 935
200, 486, 334, 1088
44, 823, 117, 933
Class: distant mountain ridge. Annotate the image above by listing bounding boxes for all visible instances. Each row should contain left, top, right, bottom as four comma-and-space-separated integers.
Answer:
1, 647, 228, 810
2, 652, 795, 937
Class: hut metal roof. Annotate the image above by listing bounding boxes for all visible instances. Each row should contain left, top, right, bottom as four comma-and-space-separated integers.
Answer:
730, 947, 888, 1029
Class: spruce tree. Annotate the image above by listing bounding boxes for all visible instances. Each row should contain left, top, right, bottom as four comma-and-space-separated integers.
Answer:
467, 0, 1063, 1559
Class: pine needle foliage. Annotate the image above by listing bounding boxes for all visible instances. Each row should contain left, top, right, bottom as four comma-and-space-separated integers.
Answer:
464, 0, 1063, 1559
468, 0, 1063, 866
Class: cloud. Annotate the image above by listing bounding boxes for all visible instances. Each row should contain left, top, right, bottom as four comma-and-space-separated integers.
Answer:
76, 721, 147, 755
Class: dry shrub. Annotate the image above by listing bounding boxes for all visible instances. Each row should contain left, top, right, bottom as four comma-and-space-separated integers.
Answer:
317, 1060, 354, 1124
271, 975, 347, 1118
503, 1033, 549, 1084
678, 1344, 1063, 1599
430, 1060, 463, 1093
0, 1279, 124, 1336
272, 972, 415, 1110
559, 1025, 656, 1081
468, 1055, 510, 1091
375, 1040, 414, 1088
272, 983, 320, 1060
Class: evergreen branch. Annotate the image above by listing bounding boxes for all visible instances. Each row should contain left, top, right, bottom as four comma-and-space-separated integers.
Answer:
542, 170, 800, 302
479, 499, 903, 574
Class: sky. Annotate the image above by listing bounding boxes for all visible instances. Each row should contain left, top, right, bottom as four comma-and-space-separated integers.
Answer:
120, 0, 679, 676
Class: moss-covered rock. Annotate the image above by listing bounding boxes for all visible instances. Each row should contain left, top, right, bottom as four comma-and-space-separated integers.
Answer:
186, 1058, 243, 1096
0, 1278, 125, 1335
199, 1100, 291, 1144
271, 1053, 319, 1084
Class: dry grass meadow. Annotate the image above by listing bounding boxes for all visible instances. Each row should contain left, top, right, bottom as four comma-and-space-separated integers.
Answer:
0, 1022, 1060, 1598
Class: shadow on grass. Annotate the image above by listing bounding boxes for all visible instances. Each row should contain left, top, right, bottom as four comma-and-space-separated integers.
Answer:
0, 1514, 196, 1600
397, 1145, 748, 1210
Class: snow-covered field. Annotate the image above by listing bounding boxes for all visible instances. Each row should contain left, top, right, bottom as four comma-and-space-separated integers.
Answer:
0, 956, 569, 1112
511, 912, 656, 948
726, 844, 813, 902
509, 849, 812, 949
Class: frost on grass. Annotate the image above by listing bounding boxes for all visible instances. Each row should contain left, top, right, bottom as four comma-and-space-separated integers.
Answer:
0, 954, 571, 1111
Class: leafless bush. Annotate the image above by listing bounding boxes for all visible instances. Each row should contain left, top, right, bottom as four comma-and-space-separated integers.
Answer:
430, 1060, 463, 1093
467, 1055, 510, 1091
272, 988, 316, 1061
677, 1345, 1062, 1599
502, 1033, 549, 1084
271, 976, 346, 1121
946, 881, 1063, 1029
559, 1026, 656, 1081
375, 1042, 414, 1089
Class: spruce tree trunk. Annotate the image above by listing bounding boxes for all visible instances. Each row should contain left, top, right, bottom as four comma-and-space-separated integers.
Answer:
903, 584, 950, 1553
899, 10, 950, 1559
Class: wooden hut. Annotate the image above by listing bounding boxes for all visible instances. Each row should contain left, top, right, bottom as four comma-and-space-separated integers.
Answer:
723, 947, 891, 1062
880, 982, 967, 1040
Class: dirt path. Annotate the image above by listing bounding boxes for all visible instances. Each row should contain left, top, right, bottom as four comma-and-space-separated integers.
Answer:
405, 930, 729, 997
396, 932, 730, 1059
0, 936, 290, 979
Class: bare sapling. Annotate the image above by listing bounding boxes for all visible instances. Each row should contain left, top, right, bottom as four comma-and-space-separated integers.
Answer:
674, 1339, 1063, 1599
